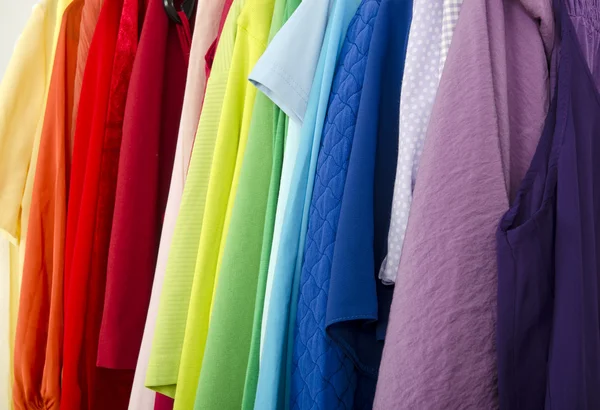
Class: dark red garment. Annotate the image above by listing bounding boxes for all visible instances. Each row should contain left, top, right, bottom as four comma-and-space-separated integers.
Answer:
61, 0, 146, 408
97, 0, 191, 370
204, 0, 233, 77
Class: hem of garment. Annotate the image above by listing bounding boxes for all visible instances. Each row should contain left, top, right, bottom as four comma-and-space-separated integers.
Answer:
377, 253, 398, 285
249, 62, 307, 124
0, 223, 19, 246
326, 314, 379, 377
144, 381, 177, 399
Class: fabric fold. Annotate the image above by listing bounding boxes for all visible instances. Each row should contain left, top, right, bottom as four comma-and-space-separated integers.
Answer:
373, 0, 553, 407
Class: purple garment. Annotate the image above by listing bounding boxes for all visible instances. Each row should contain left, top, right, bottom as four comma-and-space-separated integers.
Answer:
497, 1, 600, 408
373, 0, 554, 408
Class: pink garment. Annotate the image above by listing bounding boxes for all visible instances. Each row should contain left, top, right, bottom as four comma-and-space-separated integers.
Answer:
373, 0, 554, 408
126, 0, 227, 408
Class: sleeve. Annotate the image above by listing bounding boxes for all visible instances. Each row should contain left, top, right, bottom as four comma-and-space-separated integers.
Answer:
0, 4, 48, 243
248, 0, 331, 124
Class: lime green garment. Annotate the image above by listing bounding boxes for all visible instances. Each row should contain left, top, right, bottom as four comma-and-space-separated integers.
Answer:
170, 0, 273, 408
238, 0, 301, 408
195, 90, 274, 410
144, 0, 242, 398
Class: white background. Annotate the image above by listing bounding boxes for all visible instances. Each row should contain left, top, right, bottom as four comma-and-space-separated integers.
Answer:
0, 1, 41, 78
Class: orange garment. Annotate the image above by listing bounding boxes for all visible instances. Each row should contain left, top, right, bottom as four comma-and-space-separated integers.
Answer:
71, 0, 104, 147
12, 1, 83, 409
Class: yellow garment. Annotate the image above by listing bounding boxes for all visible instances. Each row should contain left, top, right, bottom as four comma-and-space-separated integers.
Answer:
0, 0, 74, 254
0, 2, 72, 408
171, 1, 272, 408
145, 0, 244, 398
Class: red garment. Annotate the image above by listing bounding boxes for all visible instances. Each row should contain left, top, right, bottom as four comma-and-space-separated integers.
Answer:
154, 394, 174, 410
204, 0, 233, 76
97, 0, 191, 370
61, 0, 145, 408
13, 2, 83, 409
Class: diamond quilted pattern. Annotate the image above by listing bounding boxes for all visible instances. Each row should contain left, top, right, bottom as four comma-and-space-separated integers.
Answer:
290, 1, 381, 409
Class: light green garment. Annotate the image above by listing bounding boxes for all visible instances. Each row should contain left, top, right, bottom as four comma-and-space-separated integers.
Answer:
239, 1, 301, 408
145, 0, 242, 398
172, 0, 274, 408
193, 91, 274, 410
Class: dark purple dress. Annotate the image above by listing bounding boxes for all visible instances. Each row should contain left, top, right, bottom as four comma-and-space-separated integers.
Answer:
497, 1, 600, 408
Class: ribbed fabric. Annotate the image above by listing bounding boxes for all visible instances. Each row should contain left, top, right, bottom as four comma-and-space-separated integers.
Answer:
145, 0, 242, 399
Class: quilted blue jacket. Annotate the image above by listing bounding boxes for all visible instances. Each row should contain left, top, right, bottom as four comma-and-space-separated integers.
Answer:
327, 0, 412, 386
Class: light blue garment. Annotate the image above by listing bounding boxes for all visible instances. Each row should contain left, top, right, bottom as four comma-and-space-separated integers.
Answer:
253, 0, 362, 408
248, 0, 332, 360
249, 0, 332, 124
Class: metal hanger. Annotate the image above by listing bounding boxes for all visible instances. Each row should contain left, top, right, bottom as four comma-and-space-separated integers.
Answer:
163, 0, 196, 24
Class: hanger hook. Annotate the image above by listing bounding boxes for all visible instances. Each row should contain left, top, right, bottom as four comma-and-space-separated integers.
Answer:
164, 0, 196, 24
